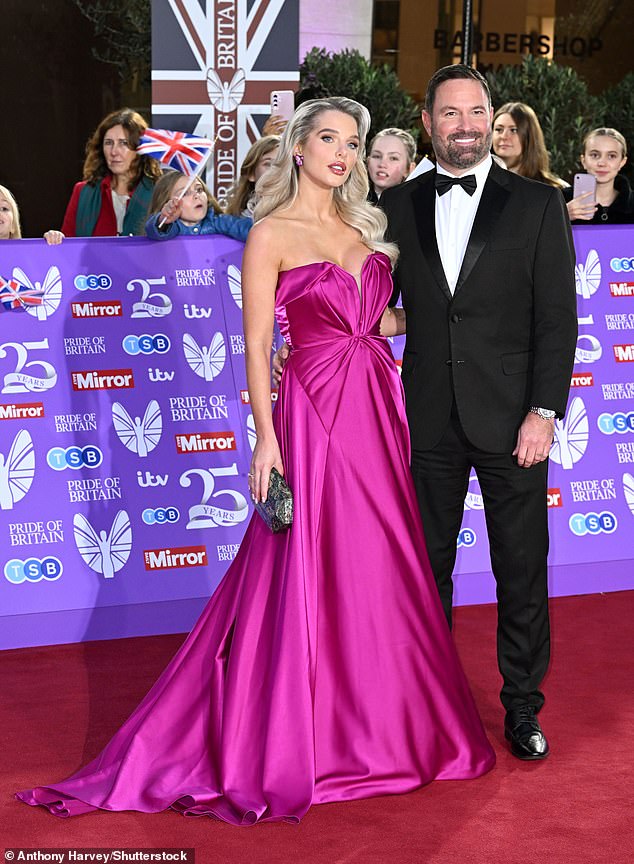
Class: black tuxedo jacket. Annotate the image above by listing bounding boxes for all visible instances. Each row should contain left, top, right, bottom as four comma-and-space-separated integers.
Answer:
382, 163, 578, 453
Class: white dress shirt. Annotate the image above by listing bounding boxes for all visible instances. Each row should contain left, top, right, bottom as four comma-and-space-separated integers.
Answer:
435, 155, 492, 294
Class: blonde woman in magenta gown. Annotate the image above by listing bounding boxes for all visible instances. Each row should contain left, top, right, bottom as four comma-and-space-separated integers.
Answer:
17, 98, 494, 825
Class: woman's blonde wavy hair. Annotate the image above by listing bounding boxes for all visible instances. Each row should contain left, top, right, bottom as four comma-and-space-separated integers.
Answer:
0, 184, 22, 239
253, 97, 398, 266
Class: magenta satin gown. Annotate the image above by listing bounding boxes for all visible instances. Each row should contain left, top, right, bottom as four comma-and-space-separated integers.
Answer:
17, 252, 494, 824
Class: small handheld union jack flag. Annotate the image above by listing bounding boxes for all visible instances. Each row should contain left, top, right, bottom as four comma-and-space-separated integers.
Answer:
0, 276, 43, 312
137, 129, 215, 176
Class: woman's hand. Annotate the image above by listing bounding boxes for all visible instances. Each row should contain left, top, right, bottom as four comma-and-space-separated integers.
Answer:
263, 115, 288, 136
380, 306, 406, 337
248, 435, 284, 504
271, 343, 290, 385
566, 192, 597, 221
43, 230, 64, 245
160, 197, 183, 227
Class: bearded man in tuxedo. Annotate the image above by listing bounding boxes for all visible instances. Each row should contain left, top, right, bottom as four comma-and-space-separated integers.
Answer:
381, 65, 577, 760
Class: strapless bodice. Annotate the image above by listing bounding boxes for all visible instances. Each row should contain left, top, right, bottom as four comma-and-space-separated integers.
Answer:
274, 252, 392, 350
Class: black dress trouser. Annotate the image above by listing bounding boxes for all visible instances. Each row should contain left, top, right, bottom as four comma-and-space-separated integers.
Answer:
410, 402, 550, 712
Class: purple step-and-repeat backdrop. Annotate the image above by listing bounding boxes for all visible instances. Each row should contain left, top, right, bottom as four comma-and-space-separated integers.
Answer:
0, 228, 633, 650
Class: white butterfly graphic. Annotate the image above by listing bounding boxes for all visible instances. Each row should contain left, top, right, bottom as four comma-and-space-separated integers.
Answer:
227, 264, 242, 309
247, 414, 256, 451
112, 400, 162, 457
574, 249, 601, 300
623, 473, 634, 517
550, 396, 589, 470
73, 510, 132, 579
0, 429, 35, 510
13, 266, 63, 321
206, 67, 246, 113
183, 332, 226, 381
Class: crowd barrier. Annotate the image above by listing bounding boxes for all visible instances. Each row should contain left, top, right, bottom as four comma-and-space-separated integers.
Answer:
0, 227, 632, 649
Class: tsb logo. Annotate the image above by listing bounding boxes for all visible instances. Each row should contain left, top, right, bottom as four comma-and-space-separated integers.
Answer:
597, 412, 634, 435
122, 334, 171, 355
74, 274, 112, 290
47, 445, 103, 470
4, 556, 63, 584
610, 257, 634, 273
569, 511, 618, 536
142, 507, 180, 525
457, 528, 476, 547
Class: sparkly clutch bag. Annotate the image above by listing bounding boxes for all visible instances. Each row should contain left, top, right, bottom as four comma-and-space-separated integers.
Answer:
254, 467, 294, 533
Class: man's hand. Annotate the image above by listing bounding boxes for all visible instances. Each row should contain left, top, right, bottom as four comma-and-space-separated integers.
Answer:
513, 412, 555, 468
272, 342, 290, 385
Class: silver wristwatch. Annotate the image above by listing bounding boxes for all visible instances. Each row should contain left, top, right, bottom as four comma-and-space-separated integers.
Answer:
529, 406, 556, 420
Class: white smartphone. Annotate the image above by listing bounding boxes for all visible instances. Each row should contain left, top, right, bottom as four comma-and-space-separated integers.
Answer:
270, 90, 295, 122
573, 173, 597, 202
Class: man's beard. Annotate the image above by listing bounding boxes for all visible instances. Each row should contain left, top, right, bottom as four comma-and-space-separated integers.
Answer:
432, 128, 493, 170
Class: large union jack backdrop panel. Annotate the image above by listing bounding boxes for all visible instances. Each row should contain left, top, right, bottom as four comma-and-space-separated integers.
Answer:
152, 0, 299, 198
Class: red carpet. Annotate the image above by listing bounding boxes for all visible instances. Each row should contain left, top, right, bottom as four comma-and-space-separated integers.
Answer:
2, 591, 632, 863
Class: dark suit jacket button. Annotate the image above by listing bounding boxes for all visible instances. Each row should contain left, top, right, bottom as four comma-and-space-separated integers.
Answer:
450, 313, 461, 323
445, 359, 452, 365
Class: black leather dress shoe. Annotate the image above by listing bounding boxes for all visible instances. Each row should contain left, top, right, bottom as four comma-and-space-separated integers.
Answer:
504, 706, 550, 760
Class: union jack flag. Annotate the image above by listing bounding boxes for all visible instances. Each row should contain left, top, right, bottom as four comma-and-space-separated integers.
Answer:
137, 129, 215, 176
0, 276, 43, 311
151, 0, 299, 198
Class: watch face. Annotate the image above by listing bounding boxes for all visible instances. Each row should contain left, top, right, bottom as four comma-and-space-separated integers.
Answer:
541, 409, 556, 419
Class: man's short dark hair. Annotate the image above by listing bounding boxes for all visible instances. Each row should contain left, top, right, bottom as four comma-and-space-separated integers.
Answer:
425, 64, 492, 113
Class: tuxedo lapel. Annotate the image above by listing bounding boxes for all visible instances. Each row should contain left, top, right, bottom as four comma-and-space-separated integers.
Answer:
412, 173, 452, 302
454, 163, 511, 295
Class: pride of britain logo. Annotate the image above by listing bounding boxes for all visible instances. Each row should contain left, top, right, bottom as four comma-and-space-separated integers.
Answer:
183, 332, 226, 381
112, 400, 162, 457
73, 510, 132, 579
0, 429, 35, 510
550, 397, 589, 470
575, 249, 601, 299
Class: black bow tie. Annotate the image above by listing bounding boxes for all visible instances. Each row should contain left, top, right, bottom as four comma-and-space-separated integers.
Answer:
435, 173, 477, 196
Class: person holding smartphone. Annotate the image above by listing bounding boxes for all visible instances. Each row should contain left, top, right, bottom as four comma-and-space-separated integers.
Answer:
564, 127, 634, 224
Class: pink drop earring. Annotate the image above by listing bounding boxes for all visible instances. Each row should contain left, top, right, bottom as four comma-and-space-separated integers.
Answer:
294, 152, 304, 167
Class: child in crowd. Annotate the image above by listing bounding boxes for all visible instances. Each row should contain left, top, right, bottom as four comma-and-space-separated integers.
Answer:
366, 128, 417, 202
224, 135, 280, 216
0, 184, 64, 243
564, 127, 634, 224
145, 171, 252, 241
